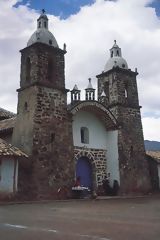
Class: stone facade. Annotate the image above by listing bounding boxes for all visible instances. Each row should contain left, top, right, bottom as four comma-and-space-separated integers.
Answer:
4, 14, 151, 198
12, 42, 75, 199
20, 43, 66, 90
97, 67, 151, 194
98, 68, 139, 108
74, 146, 107, 187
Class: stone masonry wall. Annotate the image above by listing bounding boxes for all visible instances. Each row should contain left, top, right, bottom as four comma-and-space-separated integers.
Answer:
30, 86, 75, 199
74, 146, 107, 188
13, 42, 74, 200
98, 68, 139, 108
20, 43, 65, 90
97, 68, 151, 194
110, 106, 151, 194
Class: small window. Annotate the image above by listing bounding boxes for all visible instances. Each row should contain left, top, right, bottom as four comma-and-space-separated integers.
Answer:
125, 89, 128, 98
26, 57, 31, 82
24, 102, 28, 111
122, 64, 125, 68
124, 83, 128, 99
130, 146, 133, 157
49, 40, 52, 45
38, 22, 41, 28
51, 133, 55, 143
111, 51, 113, 57
116, 50, 119, 56
81, 127, 89, 144
44, 21, 47, 28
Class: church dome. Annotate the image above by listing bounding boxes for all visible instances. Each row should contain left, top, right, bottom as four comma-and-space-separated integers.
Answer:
27, 10, 59, 48
104, 40, 128, 72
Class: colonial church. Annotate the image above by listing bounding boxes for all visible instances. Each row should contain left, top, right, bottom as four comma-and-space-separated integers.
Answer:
0, 11, 152, 199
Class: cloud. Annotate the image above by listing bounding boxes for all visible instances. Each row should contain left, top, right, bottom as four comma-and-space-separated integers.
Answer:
0, 0, 160, 140
142, 117, 160, 141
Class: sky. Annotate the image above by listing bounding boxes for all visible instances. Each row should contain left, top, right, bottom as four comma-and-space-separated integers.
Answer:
0, 0, 160, 141
15, 0, 95, 19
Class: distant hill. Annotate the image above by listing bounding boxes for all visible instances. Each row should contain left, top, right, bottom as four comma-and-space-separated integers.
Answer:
144, 140, 160, 151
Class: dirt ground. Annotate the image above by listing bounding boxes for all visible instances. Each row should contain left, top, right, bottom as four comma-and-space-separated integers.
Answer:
0, 195, 160, 240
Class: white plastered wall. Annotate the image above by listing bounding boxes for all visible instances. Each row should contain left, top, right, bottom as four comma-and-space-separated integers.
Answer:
106, 130, 120, 187
73, 110, 107, 149
72, 110, 119, 186
0, 159, 18, 193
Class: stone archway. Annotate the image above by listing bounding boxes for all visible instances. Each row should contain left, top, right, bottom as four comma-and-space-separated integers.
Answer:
74, 147, 97, 190
74, 147, 105, 192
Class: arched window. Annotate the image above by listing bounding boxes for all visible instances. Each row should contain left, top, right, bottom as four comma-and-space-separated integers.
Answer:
44, 21, 47, 28
125, 89, 128, 98
81, 127, 89, 144
38, 21, 41, 28
111, 51, 113, 57
116, 50, 119, 56
26, 57, 31, 82
48, 59, 53, 82
125, 84, 128, 99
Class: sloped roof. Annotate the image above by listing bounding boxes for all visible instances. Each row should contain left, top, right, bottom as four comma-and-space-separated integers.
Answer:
147, 151, 160, 164
0, 117, 16, 134
0, 138, 28, 158
0, 107, 16, 120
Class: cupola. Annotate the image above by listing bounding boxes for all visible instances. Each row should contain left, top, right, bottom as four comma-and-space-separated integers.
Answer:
104, 40, 128, 72
85, 78, 95, 101
71, 84, 81, 103
27, 9, 59, 48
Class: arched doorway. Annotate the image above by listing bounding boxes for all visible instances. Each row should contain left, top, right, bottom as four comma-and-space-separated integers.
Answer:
76, 157, 92, 189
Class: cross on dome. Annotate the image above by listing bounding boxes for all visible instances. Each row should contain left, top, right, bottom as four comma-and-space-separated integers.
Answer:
27, 10, 59, 48
104, 40, 128, 72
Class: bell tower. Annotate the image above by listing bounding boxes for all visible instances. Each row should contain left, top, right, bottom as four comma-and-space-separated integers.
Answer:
12, 10, 74, 199
97, 41, 151, 194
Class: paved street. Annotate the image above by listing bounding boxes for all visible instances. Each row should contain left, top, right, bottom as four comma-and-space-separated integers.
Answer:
0, 196, 160, 240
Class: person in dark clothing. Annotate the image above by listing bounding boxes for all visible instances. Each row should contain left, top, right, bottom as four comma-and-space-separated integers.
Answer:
112, 180, 119, 196
102, 175, 112, 195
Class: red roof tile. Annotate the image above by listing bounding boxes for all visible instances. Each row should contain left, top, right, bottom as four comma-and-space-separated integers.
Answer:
0, 138, 28, 158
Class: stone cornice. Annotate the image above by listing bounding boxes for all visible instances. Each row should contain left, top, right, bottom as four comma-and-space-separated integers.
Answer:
96, 66, 138, 78
20, 42, 66, 55
17, 81, 69, 93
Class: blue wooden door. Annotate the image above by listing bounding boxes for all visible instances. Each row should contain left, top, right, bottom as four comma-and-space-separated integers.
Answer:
76, 157, 92, 189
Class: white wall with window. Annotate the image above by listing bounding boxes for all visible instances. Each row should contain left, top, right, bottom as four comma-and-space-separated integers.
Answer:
106, 130, 120, 186
0, 158, 18, 193
80, 127, 89, 144
72, 109, 120, 186
72, 110, 107, 149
